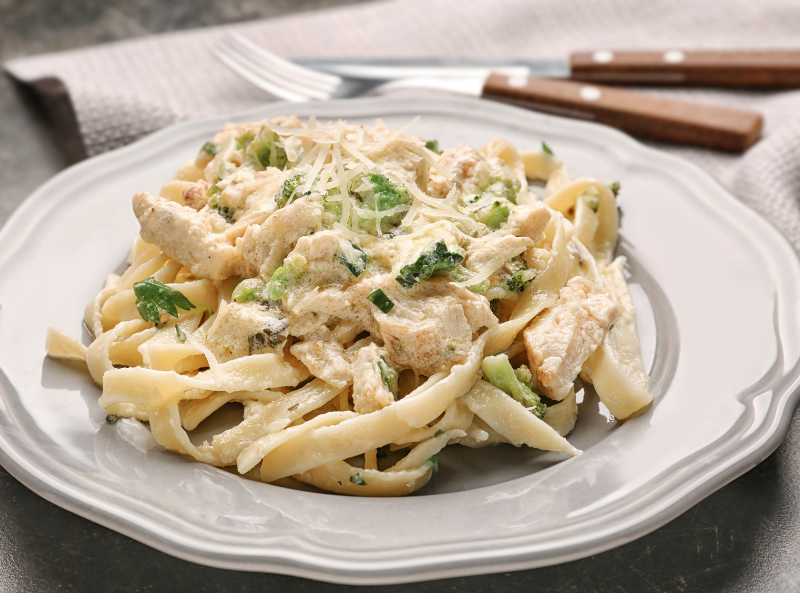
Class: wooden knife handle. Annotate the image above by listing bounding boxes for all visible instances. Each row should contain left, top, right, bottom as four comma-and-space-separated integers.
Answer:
569, 49, 800, 88
482, 73, 762, 152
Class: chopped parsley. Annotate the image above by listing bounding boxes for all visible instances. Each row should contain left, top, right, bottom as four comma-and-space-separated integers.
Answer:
609, 181, 621, 197
541, 141, 554, 156
424, 139, 441, 153
133, 277, 196, 325
368, 288, 395, 313
396, 241, 464, 288
200, 141, 217, 157
350, 472, 367, 486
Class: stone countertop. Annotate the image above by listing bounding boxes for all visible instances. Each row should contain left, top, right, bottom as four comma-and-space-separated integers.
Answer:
1, 0, 799, 592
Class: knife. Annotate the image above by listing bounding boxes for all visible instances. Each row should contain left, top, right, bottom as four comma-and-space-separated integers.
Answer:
364, 73, 763, 153
301, 49, 800, 88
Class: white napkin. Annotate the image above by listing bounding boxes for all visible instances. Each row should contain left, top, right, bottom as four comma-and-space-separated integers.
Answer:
6, 0, 800, 249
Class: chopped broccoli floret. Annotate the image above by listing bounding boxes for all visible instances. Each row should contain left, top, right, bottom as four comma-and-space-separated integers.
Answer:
485, 178, 521, 204
264, 256, 306, 301
396, 240, 464, 288
277, 174, 304, 208
481, 354, 546, 418
504, 268, 536, 293
424, 139, 441, 153
241, 128, 287, 170
350, 172, 411, 232
476, 201, 510, 229
207, 184, 235, 223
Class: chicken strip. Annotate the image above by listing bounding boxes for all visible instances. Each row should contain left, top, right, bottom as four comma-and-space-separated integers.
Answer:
237, 196, 323, 277
523, 276, 618, 400
132, 192, 244, 281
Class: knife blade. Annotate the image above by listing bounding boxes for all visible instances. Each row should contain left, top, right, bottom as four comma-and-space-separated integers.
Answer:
300, 49, 800, 88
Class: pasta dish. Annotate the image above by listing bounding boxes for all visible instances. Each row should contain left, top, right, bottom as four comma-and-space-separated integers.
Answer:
46, 116, 652, 496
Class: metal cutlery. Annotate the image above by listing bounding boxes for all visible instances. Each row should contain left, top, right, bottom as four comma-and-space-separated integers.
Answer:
215, 34, 763, 152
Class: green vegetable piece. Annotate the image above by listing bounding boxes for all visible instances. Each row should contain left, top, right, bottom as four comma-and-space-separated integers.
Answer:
377, 358, 398, 396
337, 242, 368, 277
105, 414, 119, 425
200, 141, 217, 157
426, 454, 440, 473
541, 141, 554, 156
396, 240, 464, 288
207, 184, 235, 223
350, 172, 411, 231
174, 324, 187, 343
246, 128, 287, 170
477, 201, 510, 229
133, 277, 196, 325
232, 278, 267, 303
236, 131, 255, 150
264, 258, 306, 301
350, 473, 367, 486
609, 181, 621, 197
504, 268, 536, 293
481, 354, 546, 418
277, 174, 304, 208
368, 288, 395, 313
424, 139, 441, 153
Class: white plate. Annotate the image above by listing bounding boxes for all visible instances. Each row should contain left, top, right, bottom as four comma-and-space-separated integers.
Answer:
1, 96, 799, 585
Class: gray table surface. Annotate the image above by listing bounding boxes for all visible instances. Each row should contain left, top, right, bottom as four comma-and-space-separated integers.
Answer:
2, 0, 799, 592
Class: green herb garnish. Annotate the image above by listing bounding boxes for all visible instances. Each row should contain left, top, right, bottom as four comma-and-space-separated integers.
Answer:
367, 288, 395, 313
350, 473, 367, 486
541, 141, 554, 156
609, 181, 621, 197
377, 358, 398, 396
337, 243, 368, 277
396, 240, 464, 288
424, 139, 441, 153
200, 141, 217, 157
133, 278, 196, 325
426, 455, 440, 473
